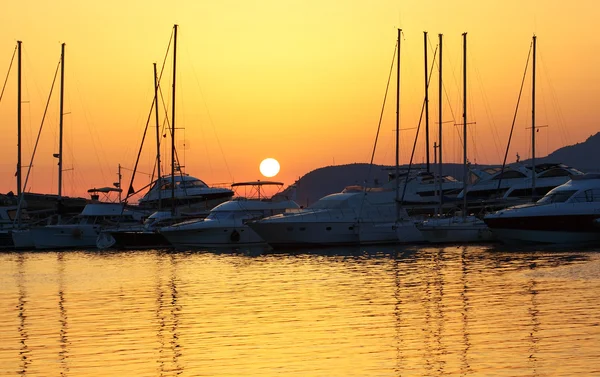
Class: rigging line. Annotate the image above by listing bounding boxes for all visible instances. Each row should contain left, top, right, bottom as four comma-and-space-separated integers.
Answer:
497, 40, 533, 194
539, 50, 570, 147
185, 41, 233, 182
401, 46, 438, 203
124, 32, 174, 203
367, 41, 397, 170
358, 38, 397, 220
14, 58, 61, 224
358, 38, 397, 221
0, 43, 17, 104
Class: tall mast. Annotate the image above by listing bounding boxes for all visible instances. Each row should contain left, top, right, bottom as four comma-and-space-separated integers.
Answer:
438, 33, 443, 214
424, 32, 430, 173
16, 41, 22, 195
531, 35, 537, 200
395, 28, 401, 221
153, 62, 162, 211
171, 24, 178, 215
462, 32, 468, 220
58, 42, 65, 199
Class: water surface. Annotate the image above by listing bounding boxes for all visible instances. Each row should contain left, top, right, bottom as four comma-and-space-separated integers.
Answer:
0, 245, 598, 376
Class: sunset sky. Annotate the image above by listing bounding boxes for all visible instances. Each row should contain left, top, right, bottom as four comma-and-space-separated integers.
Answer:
1, 0, 598, 200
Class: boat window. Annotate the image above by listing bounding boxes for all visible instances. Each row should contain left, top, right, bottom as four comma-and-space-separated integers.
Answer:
310, 199, 345, 209
178, 179, 208, 189
468, 171, 481, 185
206, 212, 231, 221
537, 189, 578, 204
483, 167, 502, 175
537, 169, 571, 178
571, 189, 600, 203
492, 170, 527, 180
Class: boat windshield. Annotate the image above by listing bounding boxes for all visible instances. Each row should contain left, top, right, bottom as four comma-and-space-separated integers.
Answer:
537, 189, 578, 204
178, 179, 208, 189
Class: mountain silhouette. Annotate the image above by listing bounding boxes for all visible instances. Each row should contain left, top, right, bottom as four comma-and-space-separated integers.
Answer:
283, 133, 598, 206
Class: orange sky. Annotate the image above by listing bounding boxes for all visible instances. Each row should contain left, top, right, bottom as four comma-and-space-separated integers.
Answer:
1, 0, 599, 200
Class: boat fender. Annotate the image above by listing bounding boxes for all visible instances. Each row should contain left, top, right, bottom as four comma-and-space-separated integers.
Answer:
72, 228, 82, 239
230, 230, 240, 242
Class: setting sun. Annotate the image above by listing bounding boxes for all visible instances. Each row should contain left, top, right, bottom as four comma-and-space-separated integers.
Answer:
259, 158, 280, 178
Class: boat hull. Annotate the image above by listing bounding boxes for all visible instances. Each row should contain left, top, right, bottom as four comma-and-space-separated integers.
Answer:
418, 217, 495, 244
419, 225, 495, 244
0, 230, 14, 250
488, 228, 600, 245
162, 225, 265, 249
248, 221, 370, 249
11, 229, 35, 250
97, 230, 171, 250
484, 211, 600, 245
31, 225, 100, 250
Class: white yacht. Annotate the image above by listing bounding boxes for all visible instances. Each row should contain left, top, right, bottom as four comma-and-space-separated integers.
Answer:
483, 174, 600, 245
247, 189, 420, 249
27, 187, 149, 250
160, 181, 299, 249
137, 174, 234, 213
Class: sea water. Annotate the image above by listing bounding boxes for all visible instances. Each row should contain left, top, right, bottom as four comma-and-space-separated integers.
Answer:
0, 244, 598, 376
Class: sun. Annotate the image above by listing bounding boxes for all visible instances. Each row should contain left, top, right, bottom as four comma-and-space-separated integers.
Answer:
259, 158, 280, 178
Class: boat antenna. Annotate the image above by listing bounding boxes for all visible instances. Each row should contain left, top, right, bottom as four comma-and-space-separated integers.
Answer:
424, 31, 430, 173
531, 34, 537, 201
171, 24, 178, 215
153, 62, 162, 211
437, 33, 443, 215
58, 42, 65, 202
17, 41, 22, 196
462, 32, 467, 220
395, 28, 401, 223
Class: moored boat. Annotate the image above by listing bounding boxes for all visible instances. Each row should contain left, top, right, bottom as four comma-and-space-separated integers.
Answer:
483, 173, 600, 245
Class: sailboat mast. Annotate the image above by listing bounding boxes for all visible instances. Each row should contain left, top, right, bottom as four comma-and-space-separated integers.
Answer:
171, 24, 178, 214
438, 33, 443, 214
531, 34, 537, 200
58, 42, 65, 199
17, 41, 22, 196
395, 28, 401, 221
462, 33, 468, 220
424, 32, 430, 173
153, 62, 162, 211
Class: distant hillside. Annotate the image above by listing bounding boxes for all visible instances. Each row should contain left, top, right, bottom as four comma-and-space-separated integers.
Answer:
535, 132, 600, 172
288, 162, 468, 207
281, 133, 598, 207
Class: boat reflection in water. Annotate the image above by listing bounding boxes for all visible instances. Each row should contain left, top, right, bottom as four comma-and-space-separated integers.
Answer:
0, 246, 598, 376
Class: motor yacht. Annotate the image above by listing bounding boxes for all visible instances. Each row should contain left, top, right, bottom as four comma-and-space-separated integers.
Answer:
137, 174, 233, 213
247, 188, 420, 249
160, 181, 299, 249
483, 173, 600, 245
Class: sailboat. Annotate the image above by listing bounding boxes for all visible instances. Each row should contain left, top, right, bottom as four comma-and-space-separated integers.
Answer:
417, 33, 494, 244
97, 24, 234, 250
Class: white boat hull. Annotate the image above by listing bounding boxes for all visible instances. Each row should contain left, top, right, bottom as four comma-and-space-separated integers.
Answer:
31, 225, 100, 250
162, 225, 264, 249
248, 220, 360, 248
